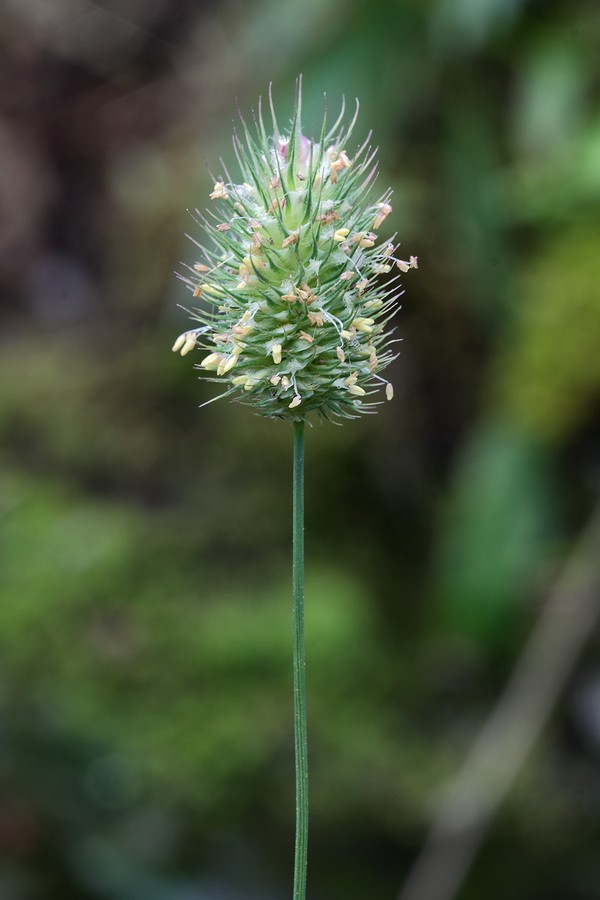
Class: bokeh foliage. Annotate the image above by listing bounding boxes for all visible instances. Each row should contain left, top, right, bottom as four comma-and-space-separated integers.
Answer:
1, 0, 600, 898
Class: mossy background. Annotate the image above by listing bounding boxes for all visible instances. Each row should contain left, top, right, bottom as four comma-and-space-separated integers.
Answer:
1, 1, 600, 898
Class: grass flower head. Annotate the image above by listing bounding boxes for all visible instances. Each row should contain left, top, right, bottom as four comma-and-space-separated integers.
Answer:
173, 80, 416, 422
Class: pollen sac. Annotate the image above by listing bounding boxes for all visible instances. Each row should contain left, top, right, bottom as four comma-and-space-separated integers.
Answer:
173, 79, 415, 421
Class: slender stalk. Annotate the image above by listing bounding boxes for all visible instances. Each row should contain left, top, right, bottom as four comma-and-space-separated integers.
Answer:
292, 419, 308, 900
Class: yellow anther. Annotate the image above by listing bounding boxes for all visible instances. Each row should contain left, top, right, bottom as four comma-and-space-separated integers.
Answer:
298, 331, 314, 343
340, 329, 354, 340
271, 343, 282, 365
193, 285, 203, 298
336, 347, 345, 362
270, 375, 281, 385
288, 395, 302, 409
200, 353, 222, 369
193, 262, 211, 272
223, 355, 238, 373
385, 383, 394, 400
218, 355, 238, 376
352, 317, 374, 333
333, 228, 350, 242
172, 333, 187, 353
173, 332, 199, 356
348, 384, 366, 396
181, 338, 197, 356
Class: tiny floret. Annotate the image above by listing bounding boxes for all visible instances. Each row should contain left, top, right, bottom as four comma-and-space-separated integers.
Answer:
220, 355, 238, 374
282, 232, 299, 249
373, 203, 393, 229
352, 317, 374, 334
171, 80, 416, 421
201, 352, 222, 369
209, 180, 229, 200
172, 333, 187, 353
333, 228, 350, 242
396, 255, 419, 272
173, 331, 199, 356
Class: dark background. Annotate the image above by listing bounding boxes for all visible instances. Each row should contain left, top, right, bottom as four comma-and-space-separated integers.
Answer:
1, 0, 600, 897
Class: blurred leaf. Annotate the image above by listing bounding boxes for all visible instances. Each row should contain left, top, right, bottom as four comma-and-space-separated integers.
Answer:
433, 418, 555, 652
511, 33, 587, 160
432, 0, 525, 52
493, 225, 600, 441
442, 89, 513, 317
0, 471, 452, 835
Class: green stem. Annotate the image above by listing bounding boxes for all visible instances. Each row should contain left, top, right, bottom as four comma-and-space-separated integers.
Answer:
292, 419, 308, 900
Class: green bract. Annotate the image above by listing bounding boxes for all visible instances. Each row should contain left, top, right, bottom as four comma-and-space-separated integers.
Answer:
172, 82, 416, 421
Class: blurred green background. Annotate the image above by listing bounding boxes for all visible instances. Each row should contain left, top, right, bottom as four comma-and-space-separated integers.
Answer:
1, 0, 600, 898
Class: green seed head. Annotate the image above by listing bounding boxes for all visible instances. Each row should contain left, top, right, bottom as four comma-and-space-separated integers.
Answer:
172, 80, 417, 422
